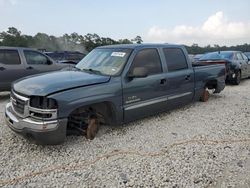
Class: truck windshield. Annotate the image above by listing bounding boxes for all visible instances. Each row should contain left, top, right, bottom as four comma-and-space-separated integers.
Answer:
76, 48, 132, 76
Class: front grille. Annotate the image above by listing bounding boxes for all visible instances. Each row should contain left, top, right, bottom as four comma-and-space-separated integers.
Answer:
10, 92, 28, 115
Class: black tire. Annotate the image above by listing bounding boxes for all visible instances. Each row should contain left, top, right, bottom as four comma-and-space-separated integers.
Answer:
234, 71, 241, 85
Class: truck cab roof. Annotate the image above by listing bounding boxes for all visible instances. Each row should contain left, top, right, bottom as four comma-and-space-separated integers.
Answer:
0, 46, 38, 51
98, 43, 184, 50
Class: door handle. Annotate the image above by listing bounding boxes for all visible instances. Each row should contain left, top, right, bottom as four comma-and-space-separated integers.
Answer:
185, 75, 191, 80
0, 67, 6, 71
160, 78, 167, 85
26, 66, 34, 70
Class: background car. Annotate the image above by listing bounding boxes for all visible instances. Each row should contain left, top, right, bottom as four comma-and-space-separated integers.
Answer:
198, 51, 250, 84
244, 52, 250, 59
188, 54, 195, 63
193, 54, 204, 63
45, 51, 86, 64
0, 47, 72, 91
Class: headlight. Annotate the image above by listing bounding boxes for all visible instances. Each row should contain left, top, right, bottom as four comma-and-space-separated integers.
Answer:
30, 96, 57, 109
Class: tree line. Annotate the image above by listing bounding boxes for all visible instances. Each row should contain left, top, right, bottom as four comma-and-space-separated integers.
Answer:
0, 27, 250, 54
0, 27, 143, 53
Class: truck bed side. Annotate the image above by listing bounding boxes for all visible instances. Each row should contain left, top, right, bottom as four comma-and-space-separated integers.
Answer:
193, 64, 226, 101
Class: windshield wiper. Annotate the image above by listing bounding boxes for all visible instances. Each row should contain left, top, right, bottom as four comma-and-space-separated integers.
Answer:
74, 66, 81, 71
82, 68, 103, 75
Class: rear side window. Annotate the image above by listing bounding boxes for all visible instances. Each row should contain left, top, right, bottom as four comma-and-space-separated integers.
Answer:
0, 50, 21, 65
236, 53, 243, 60
24, 50, 49, 65
163, 48, 188, 72
130, 49, 162, 75
242, 53, 248, 61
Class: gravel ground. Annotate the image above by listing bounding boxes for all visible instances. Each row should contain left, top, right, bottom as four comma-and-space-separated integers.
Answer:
0, 80, 250, 187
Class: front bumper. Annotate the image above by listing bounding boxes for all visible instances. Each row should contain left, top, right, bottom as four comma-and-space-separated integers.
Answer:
5, 103, 67, 145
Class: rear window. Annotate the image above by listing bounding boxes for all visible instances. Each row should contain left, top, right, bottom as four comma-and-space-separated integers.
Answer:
67, 53, 85, 61
46, 52, 64, 61
200, 52, 233, 60
163, 48, 188, 71
0, 49, 21, 65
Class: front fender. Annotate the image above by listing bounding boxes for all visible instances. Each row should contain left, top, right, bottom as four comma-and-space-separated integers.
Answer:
48, 78, 123, 124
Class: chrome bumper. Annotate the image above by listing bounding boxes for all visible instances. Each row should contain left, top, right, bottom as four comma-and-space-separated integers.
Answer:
5, 102, 58, 132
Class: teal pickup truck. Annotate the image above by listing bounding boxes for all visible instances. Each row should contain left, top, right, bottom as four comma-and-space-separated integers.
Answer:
5, 44, 226, 144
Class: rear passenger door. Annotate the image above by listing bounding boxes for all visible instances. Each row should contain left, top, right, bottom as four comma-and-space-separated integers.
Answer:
123, 48, 168, 122
0, 49, 26, 90
241, 53, 250, 77
23, 50, 59, 75
162, 48, 194, 107
236, 52, 248, 78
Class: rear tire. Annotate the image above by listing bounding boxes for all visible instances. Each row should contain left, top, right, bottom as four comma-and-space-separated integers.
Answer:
200, 88, 209, 102
234, 71, 241, 85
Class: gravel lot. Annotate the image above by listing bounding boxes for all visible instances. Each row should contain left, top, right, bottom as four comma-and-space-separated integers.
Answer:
0, 80, 250, 187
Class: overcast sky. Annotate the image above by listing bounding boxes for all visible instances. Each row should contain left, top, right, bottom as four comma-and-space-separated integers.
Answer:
0, 0, 250, 46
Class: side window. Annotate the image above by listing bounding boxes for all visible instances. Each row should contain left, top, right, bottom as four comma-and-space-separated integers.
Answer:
242, 53, 248, 61
236, 53, 243, 60
24, 50, 49, 65
0, 50, 21, 65
130, 49, 162, 75
163, 48, 188, 72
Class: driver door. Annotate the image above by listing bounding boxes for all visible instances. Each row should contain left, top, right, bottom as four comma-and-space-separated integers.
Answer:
122, 48, 168, 122
242, 53, 250, 76
236, 52, 248, 78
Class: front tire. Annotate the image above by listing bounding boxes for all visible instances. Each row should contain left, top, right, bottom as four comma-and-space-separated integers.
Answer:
86, 117, 99, 140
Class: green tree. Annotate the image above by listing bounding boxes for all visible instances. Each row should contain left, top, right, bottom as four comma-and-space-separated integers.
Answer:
0, 27, 29, 47
118, 39, 133, 44
132, 36, 143, 44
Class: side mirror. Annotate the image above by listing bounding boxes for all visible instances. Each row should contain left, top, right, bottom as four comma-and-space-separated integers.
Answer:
128, 67, 148, 78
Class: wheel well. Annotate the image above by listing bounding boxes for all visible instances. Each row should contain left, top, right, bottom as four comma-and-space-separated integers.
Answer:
68, 102, 116, 126
205, 80, 217, 90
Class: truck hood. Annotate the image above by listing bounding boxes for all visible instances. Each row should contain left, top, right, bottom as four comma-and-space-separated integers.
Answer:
13, 70, 111, 96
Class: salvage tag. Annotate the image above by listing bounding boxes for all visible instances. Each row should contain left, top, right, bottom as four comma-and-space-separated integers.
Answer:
111, 52, 126, 57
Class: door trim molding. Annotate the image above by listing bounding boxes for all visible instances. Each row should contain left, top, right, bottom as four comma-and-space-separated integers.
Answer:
124, 92, 192, 111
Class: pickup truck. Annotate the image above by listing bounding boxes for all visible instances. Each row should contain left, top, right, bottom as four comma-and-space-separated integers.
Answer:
5, 44, 226, 144
0, 47, 71, 91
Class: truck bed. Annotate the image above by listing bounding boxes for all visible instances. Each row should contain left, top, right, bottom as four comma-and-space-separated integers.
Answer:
193, 63, 226, 97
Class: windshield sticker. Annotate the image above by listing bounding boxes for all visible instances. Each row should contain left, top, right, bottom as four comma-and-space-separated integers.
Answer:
111, 52, 126, 57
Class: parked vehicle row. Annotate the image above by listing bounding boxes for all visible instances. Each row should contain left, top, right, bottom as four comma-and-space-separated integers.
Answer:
189, 54, 204, 63
0, 47, 73, 91
44, 51, 86, 65
4, 44, 226, 144
197, 51, 250, 85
